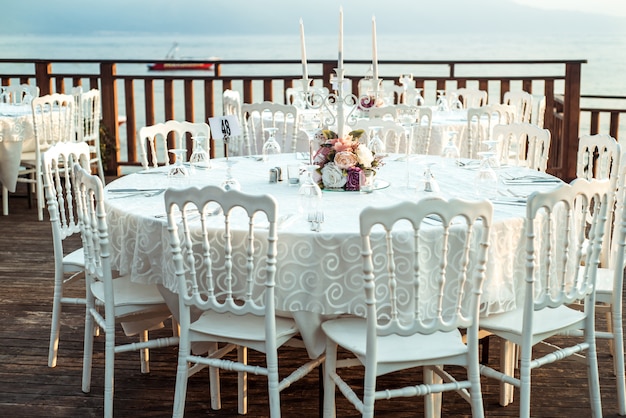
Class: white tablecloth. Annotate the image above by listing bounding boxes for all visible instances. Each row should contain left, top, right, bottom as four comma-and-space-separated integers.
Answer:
104, 153, 562, 357
0, 104, 34, 192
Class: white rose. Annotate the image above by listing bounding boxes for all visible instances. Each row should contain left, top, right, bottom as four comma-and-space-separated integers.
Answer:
321, 162, 347, 189
356, 144, 374, 168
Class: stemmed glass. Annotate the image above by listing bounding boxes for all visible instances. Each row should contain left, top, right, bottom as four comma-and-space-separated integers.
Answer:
367, 126, 386, 157
413, 88, 425, 106
297, 165, 323, 231
474, 150, 499, 199
481, 139, 501, 169
300, 114, 321, 165
397, 107, 418, 172
436, 90, 449, 112
189, 135, 211, 171
449, 92, 463, 111
262, 127, 281, 163
220, 134, 241, 191
441, 131, 460, 166
167, 149, 189, 185
399, 73, 413, 104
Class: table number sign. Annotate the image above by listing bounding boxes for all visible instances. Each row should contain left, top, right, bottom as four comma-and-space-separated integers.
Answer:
208, 115, 241, 141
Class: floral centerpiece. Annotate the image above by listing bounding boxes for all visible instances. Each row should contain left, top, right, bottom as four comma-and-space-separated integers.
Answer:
311, 129, 383, 191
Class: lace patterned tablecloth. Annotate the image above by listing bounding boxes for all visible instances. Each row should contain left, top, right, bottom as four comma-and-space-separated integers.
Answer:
104, 153, 562, 357
0, 104, 35, 192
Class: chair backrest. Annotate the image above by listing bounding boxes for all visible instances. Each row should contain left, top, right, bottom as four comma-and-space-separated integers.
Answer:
413, 106, 433, 155
1, 84, 39, 105
241, 102, 299, 155
492, 122, 551, 172
454, 88, 488, 108
138, 120, 210, 169
523, 179, 610, 321
466, 104, 516, 158
32, 93, 75, 157
164, 184, 279, 331
358, 196, 492, 339
73, 164, 116, 310
577, 133, 622, 266
42, 142, 91, 264
531, 94, 546, 128
72, 87, 101, 145
352, 118, 406, 154
503, 90, 532, 123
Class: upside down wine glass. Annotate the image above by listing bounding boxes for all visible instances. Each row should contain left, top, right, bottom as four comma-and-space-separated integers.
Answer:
262, 127, 281, 163
167, 149, 190, 186
300, 114, 321, 165
189, 135, 211, 171
220, 133, 241, 191
297, 165, 323, 228
441, 131, 460, 167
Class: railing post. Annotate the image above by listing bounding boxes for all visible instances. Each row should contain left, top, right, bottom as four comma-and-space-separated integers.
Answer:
100, 62, 120, 176
34, 62, 52, 96
562, 62, 582, 181
322, 61, 334, 93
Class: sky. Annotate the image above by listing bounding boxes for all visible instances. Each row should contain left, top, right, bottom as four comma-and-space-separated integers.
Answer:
1, 0, 625, 36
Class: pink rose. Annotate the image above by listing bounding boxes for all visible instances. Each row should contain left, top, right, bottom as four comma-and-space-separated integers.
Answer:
313, 146, 331, 167
334, 151, 358, 169
333, 135, 355, 152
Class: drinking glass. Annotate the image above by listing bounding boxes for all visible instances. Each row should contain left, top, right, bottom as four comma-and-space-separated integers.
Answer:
413, 88, 425, 106
436, 90, 449, 112
262, 127, 281, 162
474, 151, 499, 199
297, 165, 323, 228
449, 92, 463, 111
300, 114, 321, 164
441, 132, 460, 166
367, 126, 386, 157
167, 149, 189, 185
189, 135, 211, 171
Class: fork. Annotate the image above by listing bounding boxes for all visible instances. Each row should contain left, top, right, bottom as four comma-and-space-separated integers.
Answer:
108, 189, 164, 199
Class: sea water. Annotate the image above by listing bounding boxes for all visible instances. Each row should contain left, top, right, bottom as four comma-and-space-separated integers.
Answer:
1, 32, 624, 160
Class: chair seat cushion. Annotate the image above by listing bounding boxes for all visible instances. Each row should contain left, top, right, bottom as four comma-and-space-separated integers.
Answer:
321, 317, 467, 364
480, 305, 586, 340
91, 275, 166, 307
63, 247, 84, 271
190, 310, 299, 343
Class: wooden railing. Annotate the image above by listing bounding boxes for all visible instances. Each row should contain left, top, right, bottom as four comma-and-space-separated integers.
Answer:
1, 58, 592, 180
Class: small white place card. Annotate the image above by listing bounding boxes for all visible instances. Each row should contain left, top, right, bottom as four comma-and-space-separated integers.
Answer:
208, 115, 241, 140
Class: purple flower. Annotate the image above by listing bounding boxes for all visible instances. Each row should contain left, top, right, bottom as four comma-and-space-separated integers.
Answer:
345, 167, 362, 191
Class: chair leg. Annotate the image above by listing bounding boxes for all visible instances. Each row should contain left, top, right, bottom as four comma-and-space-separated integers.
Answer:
140, 330, 150, 373
48, 276, 64, 367
586, 334, 603, 418
82, 308, 95, 393
2, 185, 8, 215
103, 323, 116, 418
323, 340, 338, 418
208, 342, 221, 410
424, 366, 442, 418
612, 306, 626, 415
499, 339, 516, 406
237, 346, 248, 415
172, 342, 191, 418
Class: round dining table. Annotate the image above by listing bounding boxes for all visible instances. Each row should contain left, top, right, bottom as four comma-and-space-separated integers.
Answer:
104, 153, 562, 358
0, 103, 35, 193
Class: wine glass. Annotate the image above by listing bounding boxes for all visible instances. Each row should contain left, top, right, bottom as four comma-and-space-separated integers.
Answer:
300, 114, 321, 165
411, 87, 425, 106
436, 90, 449, 112
397, 107, 418, 159
449, 92, 463, 111
167, 149, 189, 185
189, 135, 211, 171
481, 139, 501, 169
297, 165, 323, 229
220, 133, 241, 191
474, 150, 499, 199
399, 73, 413, 104
262, 127, 281, 163
441, 131, 460, 166
367, 126, 386, 157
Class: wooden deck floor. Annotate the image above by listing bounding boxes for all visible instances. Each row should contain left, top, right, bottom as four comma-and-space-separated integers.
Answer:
1, 183, 625, 417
